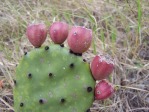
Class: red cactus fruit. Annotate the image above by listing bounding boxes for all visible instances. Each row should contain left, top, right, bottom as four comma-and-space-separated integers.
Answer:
49, 22, 69, 44
95, 79, 114, 100
67, 26, 92, 53
90, 54, 114, 80
26, 23, 47, 47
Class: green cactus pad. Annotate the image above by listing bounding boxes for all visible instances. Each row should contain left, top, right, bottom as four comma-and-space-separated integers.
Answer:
14, 44, 95, 112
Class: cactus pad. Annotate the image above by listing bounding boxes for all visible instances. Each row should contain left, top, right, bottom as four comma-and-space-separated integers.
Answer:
14, 44, 95, 112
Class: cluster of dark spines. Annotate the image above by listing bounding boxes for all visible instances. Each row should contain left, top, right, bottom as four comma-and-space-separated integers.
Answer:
87, 87, 93, 93
60, 44, 64, 47
13, 80, 16, 85
24, 52, 27, 55
48, 73, 53, 77
45, 46, 49, 50
69, 49, 82, 57
60, 98, 66, 103
86, 109, 91, 112
20, 102, 24, 107
27, 73, 32, 79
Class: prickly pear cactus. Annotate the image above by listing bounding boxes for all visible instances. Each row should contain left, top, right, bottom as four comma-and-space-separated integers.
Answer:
14, 44, 95, 112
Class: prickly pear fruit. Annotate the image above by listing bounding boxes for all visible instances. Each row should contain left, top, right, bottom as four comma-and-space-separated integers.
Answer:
95, 79, 114, 100
14, 44, 95, 112
49, 22, 69, 44
90, 54, 114, 80
67, 26, 92, 53
26, 23, 47, 47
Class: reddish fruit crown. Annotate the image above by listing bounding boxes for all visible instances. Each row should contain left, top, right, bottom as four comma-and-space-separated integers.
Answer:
67, 26, 92, 53
95, 79, 114, 100
49, 22, 69, 44
90, 54, 114, 80
26, 23, 47, 47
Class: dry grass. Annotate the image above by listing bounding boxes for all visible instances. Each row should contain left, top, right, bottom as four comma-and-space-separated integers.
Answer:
0, 0, 149, 112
